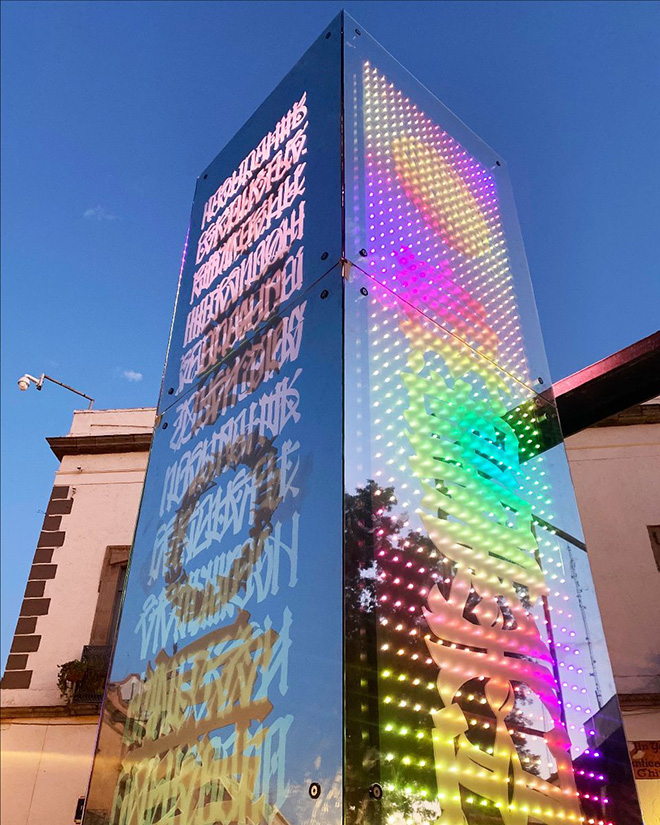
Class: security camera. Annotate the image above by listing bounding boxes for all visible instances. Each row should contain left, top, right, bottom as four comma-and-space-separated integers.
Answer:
15, 372, 92, 406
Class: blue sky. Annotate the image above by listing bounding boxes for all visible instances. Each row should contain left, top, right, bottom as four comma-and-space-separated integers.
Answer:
2, 0, 659, 667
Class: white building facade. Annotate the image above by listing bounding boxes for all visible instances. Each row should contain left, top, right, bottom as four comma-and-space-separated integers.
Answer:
1, 408, 155, 825
565, 396, 660, 823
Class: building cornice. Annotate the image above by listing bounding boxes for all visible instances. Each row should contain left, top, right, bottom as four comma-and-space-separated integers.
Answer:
618, 692, 660, 711
552, 330, 660, 437
590, 403, 660, 428
47, 432, 153, 460
0, 703, 101, 719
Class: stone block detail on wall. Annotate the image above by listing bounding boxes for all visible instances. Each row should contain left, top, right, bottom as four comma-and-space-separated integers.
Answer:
1, 485, 73, 689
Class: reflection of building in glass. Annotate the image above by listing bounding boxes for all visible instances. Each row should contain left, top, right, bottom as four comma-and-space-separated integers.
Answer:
345, 333, 658, 825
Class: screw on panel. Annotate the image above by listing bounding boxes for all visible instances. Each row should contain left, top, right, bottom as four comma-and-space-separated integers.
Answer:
537, 377, 544, 385
203, 173, 208, 179
369, 783, 383, 800
359, 248, 368, 257
360, 287, 369, 296
309, 782, 321, 799
321, 289, 329, 300
162, 421, 168, 430
321, 252, 329, 260
355, 28, 361, 35
167, 387, 174, 395
325, 32, 331, 39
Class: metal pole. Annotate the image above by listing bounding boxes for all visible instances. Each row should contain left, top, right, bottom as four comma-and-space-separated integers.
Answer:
40, 374, 95, 408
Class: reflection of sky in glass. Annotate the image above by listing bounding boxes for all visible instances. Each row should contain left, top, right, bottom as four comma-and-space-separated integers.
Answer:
82, 20, 348, 824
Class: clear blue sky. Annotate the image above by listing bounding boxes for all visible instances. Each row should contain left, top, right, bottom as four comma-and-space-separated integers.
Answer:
2, 1, 658, 668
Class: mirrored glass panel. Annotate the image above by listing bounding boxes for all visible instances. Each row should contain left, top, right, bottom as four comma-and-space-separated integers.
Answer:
82, 16, 344, 825
344, 17, 553, 395
344, 267, 641, 825
159, 16, 343, 413
343, 16, 642, 825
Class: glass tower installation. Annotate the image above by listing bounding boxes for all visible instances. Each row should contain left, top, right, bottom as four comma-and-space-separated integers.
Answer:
81, 13, 643, 825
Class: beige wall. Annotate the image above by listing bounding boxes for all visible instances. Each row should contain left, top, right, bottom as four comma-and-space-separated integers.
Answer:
4, 449, 151, 709
566, 403, 660, 824
0, 718, 98, 825
1, 408, 155, 825
566, 415, 660, 694
66, 407, 156, 438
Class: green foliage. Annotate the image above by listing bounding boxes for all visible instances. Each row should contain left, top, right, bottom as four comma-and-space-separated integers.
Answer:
57, 659, 87, 698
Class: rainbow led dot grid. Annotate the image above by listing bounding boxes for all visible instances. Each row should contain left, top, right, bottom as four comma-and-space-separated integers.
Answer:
342, 60, 621, 825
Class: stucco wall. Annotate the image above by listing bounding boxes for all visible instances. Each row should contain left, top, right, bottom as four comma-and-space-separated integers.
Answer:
1, 408, 156, 825
67, 407, 157, 437
2, 446, 151, 708
566, 413, 660, 824
565, 420, 660, 694
0, 718, 98, 825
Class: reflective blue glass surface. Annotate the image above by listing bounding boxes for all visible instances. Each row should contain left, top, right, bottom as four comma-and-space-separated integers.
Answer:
83, 16, 344, 825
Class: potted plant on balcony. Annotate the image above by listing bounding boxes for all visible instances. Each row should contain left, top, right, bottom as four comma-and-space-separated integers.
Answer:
57, 659, 87, 699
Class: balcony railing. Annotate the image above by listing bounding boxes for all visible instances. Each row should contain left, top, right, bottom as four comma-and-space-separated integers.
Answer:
72, 645, 112, 704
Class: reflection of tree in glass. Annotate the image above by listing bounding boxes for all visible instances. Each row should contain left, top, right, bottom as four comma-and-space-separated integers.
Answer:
345, 480, 397, 825
345, 480, 450, 823
345, 479, 402, 630
507, 685, 543, 778
345, 480, 546, 825
378, 781, 443, 825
